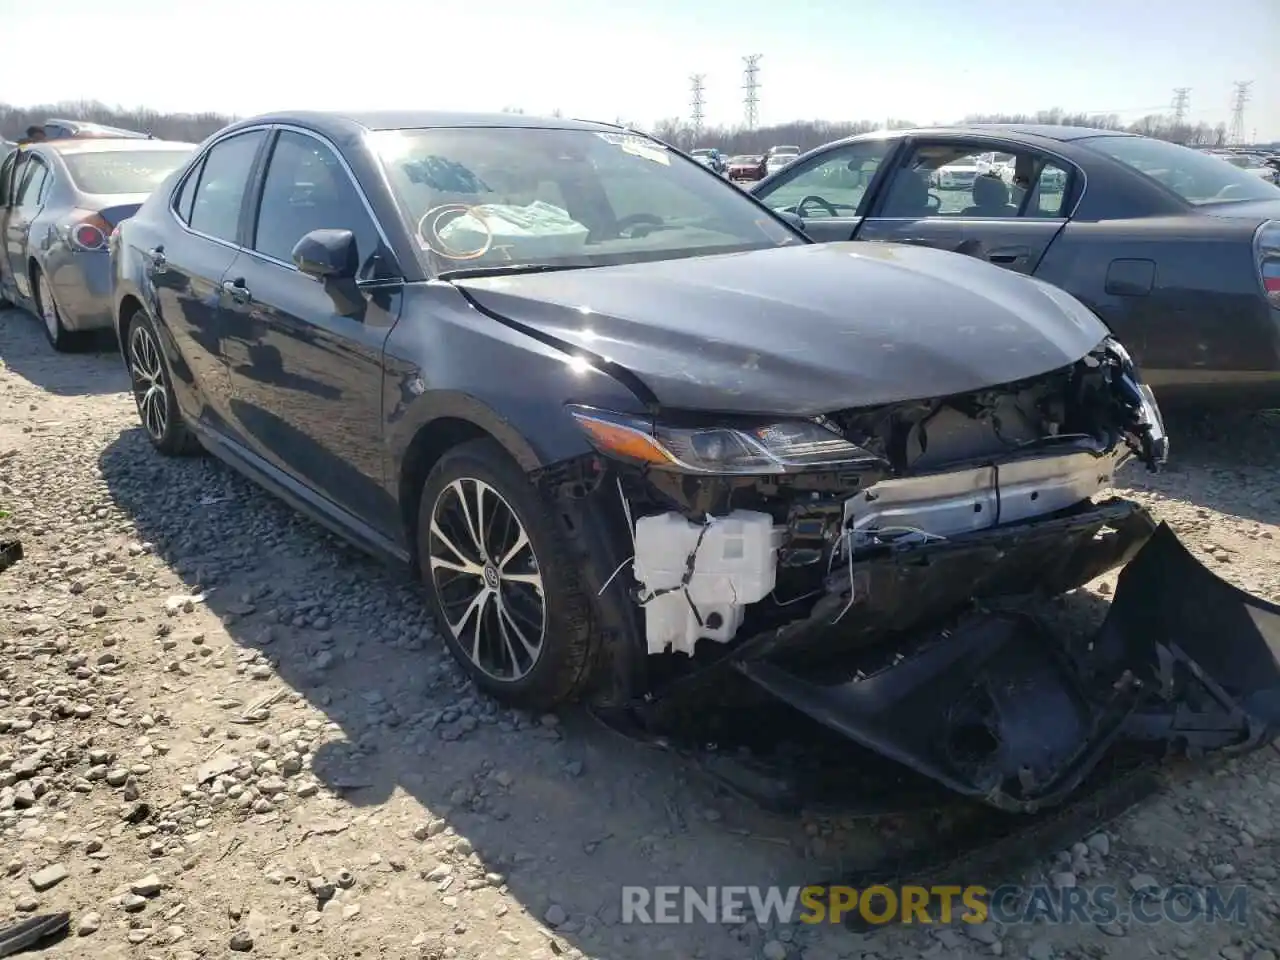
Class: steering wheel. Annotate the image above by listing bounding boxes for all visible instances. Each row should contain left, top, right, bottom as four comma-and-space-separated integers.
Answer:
616, 212, 663, 237
1214, 183, 1248, 200
926, 193, 943, 212
797, 195, 839, 218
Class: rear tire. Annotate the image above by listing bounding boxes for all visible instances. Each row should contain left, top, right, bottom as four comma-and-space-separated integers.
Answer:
123, 309, 201, 456
34, 268, 76, 352
417, 438, 596, 710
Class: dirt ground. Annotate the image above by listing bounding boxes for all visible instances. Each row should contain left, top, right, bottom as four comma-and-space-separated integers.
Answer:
2, 305, 1280, 960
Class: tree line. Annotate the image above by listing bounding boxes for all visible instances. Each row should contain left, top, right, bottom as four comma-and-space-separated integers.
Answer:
0, 99, 1243, 154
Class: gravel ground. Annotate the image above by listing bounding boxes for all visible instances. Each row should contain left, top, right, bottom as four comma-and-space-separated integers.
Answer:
2, 305, 1280, 960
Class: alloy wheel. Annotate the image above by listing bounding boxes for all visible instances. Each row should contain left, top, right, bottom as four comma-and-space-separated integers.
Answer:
36, 274, 59, 342
129, 323, 168, 442
428, 477, 546, 682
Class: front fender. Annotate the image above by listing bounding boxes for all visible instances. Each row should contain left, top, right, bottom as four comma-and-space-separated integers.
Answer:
383, 282, 652, 479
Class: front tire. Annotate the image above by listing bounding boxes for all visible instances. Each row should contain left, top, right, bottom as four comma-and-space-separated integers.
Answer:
417, 439, 596, 710
123, 309, 201, 456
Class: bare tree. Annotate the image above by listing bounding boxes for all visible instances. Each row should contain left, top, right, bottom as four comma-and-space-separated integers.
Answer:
3, 100, 1260, 156
0, 99, 233, 142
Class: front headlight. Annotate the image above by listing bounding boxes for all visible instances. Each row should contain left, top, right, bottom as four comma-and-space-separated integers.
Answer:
567, 405, 883, 475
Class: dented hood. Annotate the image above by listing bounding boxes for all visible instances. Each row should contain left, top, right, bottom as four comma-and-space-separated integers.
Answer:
453, 242, 1110, 415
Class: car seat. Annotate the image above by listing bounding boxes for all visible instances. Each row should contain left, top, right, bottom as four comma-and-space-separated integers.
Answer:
881, 169, 933, 218
961, 175, 1017, 217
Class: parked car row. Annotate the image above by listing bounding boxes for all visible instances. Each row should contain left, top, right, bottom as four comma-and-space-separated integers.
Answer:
3, 112, 1279, 813
0, 135, 195, 348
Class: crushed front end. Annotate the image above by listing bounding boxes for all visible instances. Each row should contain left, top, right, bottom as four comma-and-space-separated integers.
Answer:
548, 337, 1280, 812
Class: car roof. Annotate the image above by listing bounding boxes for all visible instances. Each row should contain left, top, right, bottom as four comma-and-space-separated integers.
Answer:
225, 109, 628, 138
846, 123, 1137, 145
40, 138, 195, 155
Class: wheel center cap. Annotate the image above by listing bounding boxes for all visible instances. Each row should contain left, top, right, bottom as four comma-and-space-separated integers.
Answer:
483, 565, 500, 589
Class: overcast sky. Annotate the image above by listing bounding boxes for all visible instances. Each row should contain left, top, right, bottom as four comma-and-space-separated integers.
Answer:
4, 0, 1278, 139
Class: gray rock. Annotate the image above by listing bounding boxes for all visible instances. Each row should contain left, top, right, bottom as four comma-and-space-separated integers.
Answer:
29, 863, 68, 891
544, 903, 567, 927
1086, 833, 1110, 856
77, 912, 102, 936
131, 873, 163, 896
763, 941, 789, 960
229, 929, 254, 951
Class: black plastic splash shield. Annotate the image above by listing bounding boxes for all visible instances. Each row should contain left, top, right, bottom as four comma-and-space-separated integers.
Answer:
734, 522, 1280, 813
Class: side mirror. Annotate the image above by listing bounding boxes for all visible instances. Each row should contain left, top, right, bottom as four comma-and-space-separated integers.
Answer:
292, 228, 358, 280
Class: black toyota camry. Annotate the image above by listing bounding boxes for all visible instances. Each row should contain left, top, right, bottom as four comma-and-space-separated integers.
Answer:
110, 110, 1280, 813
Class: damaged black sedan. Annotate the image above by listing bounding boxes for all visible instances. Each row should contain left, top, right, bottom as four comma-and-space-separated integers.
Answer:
111, 110, 1280, 814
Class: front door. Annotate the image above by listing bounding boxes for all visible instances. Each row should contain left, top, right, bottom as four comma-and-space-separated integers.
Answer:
3, 154, 50, 304
854, 139, 1075, 275
224, 127, 403, 532
751, 138, 903, 242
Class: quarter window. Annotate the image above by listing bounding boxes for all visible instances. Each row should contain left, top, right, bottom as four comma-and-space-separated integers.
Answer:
757, 141, 894, 219
252, 130, 384, 278
173, 157, 203, 225
187, 130, 266, 243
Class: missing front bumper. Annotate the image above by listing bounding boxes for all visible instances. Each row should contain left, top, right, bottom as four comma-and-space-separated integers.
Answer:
731, 522, 1280, 813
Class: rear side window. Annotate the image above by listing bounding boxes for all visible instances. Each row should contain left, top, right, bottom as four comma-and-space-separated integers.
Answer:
63, 149, 193, 195
1084, 135, 1280, 205
187, 130, 266, 243
16, 159, 50, 209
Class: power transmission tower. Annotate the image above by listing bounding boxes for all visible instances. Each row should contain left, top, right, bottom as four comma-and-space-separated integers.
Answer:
690, 74, 706, 138
1229, 80, 1252, 145
1171, 87, 1190, 124
742, 55, 762, 130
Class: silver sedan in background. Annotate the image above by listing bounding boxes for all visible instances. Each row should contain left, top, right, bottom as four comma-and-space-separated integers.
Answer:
0, 137, 194, 350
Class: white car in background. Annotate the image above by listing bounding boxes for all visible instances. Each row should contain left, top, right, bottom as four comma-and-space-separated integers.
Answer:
976, 151, 1015, 179
765, 145, 800, 175
931, 157, 982, 190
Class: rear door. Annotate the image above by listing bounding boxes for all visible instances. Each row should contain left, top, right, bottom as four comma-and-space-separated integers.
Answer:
854, 137, 1075, 274
752, 138, 903, 242
224, 126, 402, 530
151, 128, 268, 435
3, 154, 52, 303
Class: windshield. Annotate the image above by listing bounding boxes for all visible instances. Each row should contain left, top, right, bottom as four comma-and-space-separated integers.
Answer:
63, 149, 193, 194
369, 127, 798, 275
1083, 136, 1280, 205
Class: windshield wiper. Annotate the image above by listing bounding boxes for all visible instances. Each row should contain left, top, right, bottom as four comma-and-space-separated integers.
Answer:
436, 263, 594, 281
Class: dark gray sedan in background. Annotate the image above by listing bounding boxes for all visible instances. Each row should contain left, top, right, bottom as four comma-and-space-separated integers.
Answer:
0, 137, 194, 349
751, 125, 1280, 406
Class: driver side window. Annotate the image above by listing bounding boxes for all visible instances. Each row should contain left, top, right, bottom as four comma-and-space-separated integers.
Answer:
757, 142, 893, 219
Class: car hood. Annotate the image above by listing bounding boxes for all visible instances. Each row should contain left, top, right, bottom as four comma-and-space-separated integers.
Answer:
453, 241, 1110, 416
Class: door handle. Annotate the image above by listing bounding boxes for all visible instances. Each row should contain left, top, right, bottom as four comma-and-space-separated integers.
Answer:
221, 279, 251, 304
987, 246, 1030, 264
145, 246, 167, 274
